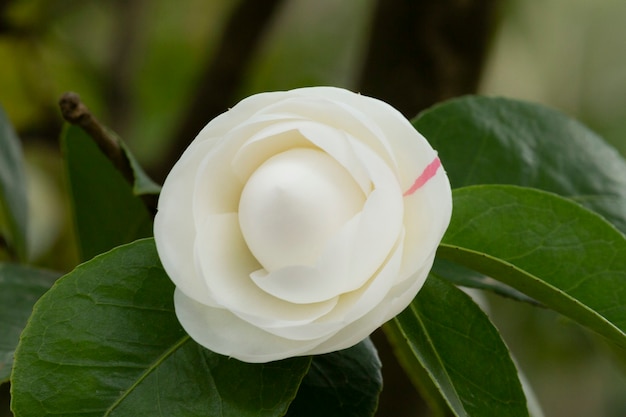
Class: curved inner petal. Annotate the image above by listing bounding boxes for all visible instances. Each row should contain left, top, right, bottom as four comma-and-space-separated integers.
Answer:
251, 140, 404, 304
232, 121, 371, 194
250, 230, 406, 341
194, 212, 339, 328
238, 148, 365, 271
320, 229, 406, 324
191, 115, 310, 222
313, 138, 404, 292
253, 95, 399, 171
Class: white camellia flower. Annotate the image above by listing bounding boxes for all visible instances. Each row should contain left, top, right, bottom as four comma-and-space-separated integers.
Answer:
154, 86, 452, 363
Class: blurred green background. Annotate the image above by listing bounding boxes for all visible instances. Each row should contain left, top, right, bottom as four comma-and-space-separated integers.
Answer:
1, 0, 625, 416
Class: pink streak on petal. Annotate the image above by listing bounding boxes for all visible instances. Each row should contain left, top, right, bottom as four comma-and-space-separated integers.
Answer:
403, 157, 442, 196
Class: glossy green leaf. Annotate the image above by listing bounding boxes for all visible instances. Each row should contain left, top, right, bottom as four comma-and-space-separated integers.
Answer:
388, 275, 528, 417
383, 318, 453, 417
286, 338, 382, 417
11, 238, 311, 417
414, 96, 626, 234
431, 259, 540, 306
63, 125, 153, 261
0, 106, 28, 261
0, 263, 59, 382
439, 185, 626, 351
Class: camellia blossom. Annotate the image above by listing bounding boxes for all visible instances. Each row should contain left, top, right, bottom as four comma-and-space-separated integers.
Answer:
154, 87, 452, 363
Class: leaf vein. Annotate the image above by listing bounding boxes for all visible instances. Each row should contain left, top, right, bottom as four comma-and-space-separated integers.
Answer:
103, 335, 191, 416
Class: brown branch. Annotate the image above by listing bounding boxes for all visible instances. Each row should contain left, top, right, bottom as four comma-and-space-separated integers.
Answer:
154, 0, 286, 183
358, 0, 501, 118
59, 92, 135, 185
59, 92, 158, 215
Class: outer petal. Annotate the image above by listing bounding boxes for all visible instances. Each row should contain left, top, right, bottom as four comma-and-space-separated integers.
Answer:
191, 90, 296, 143
174, 289, 332, 363
253, 93, 399, 172
191, 116, 306, 217
306, 252, 435, 355
286, 86, 437, 192
400, 165, 452, 279
154, 140, 217, 306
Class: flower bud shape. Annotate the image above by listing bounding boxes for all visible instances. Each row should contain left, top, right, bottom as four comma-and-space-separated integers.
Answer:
154, 87, 452, 363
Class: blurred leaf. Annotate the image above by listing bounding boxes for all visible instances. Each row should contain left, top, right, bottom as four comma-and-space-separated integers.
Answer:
242, 0, 374, 93
414, 96, 626, 234
286, 338, 382, 417
0, 105, 28, 261
440, 185, 626, 351
62, 125, 153, 261
11, 238, 310, 417
0, 263, 59, 382
388, 275, 528, 417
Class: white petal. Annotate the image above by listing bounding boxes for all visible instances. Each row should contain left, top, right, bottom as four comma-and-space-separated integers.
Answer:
191, 117, 304, 218
232, 120, 372, 195
326, 229, 405, 324
400, 169, 452, 279
194, 212, 339, 329
249, 229, 404, 342
255, 94, 399, 168
154, 139, 217, 306
174, 289, 332, 363
284, 87, 438, 192
190, 111, 330, 220
191, 90, 295, 142
315, 138, 404, 293
305, 253, 434, 355
230, 121, 315, 182
191, 140, 244, 218
245, 234, 402, 341
297, 123, 373, 194
250, 265, 334, 305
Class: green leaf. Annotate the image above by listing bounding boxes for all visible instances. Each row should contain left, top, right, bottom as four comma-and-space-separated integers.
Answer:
0, 105, 28, 261
414, 96, 626, 234
11, 238, 311, 417
439, 185, 626, 351
115, 133, 161, 196
286, 338, 382, 417
63, 125, 154, 261
383, 319, 454, 417
388, 275, 529, 417
431, 259, 540, 306
0, 263, 59, 382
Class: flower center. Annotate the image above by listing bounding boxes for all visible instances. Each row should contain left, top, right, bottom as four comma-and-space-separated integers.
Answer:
238, 147, 365, 271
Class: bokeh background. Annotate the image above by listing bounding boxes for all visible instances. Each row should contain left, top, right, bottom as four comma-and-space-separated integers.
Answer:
1, 0, 626, 416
